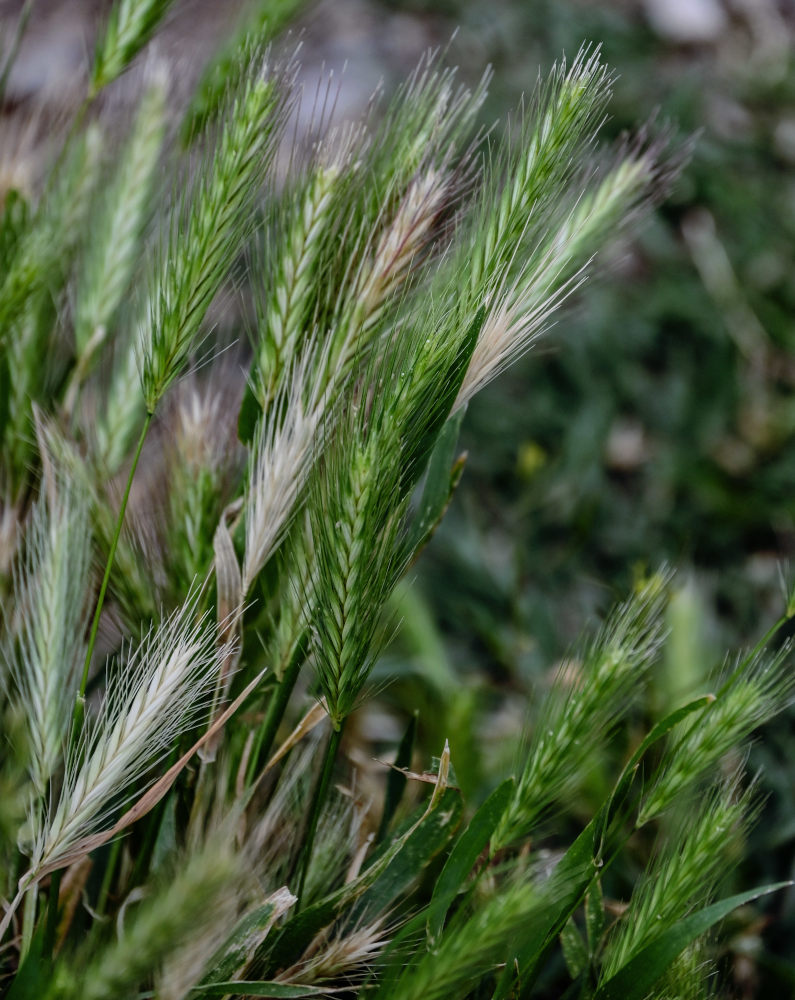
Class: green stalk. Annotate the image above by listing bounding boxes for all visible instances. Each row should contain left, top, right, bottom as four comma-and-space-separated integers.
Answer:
294, 719, 346, 908
95, 837, 122, 916
245, 632, 308, 785
73, 412, 152, 729
42, 870, 61, 959
20, 882, 36, 959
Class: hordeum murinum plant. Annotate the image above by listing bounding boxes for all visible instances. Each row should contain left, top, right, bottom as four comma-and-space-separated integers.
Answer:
0, 2, 792, 997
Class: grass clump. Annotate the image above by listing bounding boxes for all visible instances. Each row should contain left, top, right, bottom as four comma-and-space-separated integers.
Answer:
0, 4, 791, 998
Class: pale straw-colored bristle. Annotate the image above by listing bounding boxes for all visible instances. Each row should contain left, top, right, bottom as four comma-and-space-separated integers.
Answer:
26, 594, 225, 879
3, 474, 91, 796
277, 917, 390, 986
242, 359, 324, 596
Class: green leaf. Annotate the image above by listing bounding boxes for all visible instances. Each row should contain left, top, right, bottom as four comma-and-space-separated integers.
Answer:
355, 787, 463, 924
406, 409, 467, 563
426, 777, 514, 944
594, 883, 791, 1000
192, 982, 329, 998
238, 379, 262, 444
376, 711, 418, 843
6, 922, 46, 1000
560, 918, 588, 979
200, 900, 285, 986
585, 880, 605, 954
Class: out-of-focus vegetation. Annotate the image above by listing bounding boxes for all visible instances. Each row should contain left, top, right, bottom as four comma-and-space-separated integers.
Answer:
371, 1, 795, 993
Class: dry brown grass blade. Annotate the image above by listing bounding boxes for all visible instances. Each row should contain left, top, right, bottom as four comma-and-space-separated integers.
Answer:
264, 699, 329, 773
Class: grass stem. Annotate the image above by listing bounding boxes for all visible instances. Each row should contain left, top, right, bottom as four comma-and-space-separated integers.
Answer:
246, 633, 307, 785
43, 869, 61, 960
294, 719, 345, 908
74, 412, 152, 724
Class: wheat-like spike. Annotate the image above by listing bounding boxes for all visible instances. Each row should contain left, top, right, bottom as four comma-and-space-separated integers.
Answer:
140, 53, 287, 412
492, 575, 669, 850
91, 0, 175, 94
181, 0, 303, 141
602, 781, 753, 980
0, 124, 104, 347
252, 158, 343, 413
464, 47, 611, 301
242, 357, 323, 596
353, 168, 451, 330
638, 642, 795, 824
310, 416, 409, 726
456, 130, 675, 409
381, 863, 579, 1000
74, 72, 167, 359
321, 167, 454, 401
155, 371, 244, 601
3, 476, 91, 795
277, 917, 390, 987
25, 595, 223, 880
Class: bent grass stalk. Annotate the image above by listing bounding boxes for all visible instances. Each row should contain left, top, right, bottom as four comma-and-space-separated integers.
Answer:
74, 411, 152, 713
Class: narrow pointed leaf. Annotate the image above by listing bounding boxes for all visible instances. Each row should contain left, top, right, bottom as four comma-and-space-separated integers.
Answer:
594, 883, 791, 1000
427, 777, 514, 944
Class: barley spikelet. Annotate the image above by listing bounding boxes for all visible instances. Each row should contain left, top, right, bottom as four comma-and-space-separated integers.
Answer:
26, 595, 224, 879
242, 360, 323, 596
603, 781, 753, 979
3, 475, 91, 795
140, 54, 287, 411
74, 72, 167, 358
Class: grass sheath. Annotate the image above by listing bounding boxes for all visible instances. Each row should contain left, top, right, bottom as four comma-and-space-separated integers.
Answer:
76, 411, 152, 707
294, 720, 346, 909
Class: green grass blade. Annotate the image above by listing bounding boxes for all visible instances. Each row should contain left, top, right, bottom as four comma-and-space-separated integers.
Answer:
427, 777, 515, 945
594, 883, 791, 1000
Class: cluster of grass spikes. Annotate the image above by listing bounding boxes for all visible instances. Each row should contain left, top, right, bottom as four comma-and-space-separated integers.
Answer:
0, 2, 793, 997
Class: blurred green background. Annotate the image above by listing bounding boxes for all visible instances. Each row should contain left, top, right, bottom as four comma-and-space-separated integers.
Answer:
366, 1, 795, 994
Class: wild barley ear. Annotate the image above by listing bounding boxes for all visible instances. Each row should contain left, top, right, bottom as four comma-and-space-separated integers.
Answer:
241, 125, 362, 438
493, 575, 669, 850
0, 122, 103, 359
2, 471, 91, 798
52, 840, 241, 1000
139, 47, 291, 413
71, 70, 167, 392
181, 0, 305, 144
377, 861, 579, 1000
637, 641, 795, 825
150, 368, 245, 607
24, 591, 224, 883
601, 779, 756, 982
308, 383, 411, 726
90, 0, 176, 95
243, 352, 324, 597
276, 916, 390, 991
